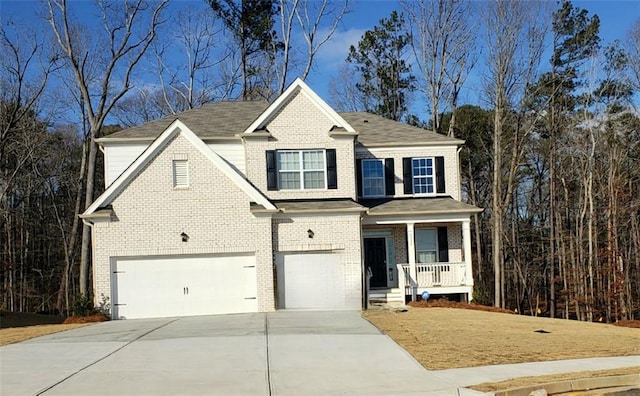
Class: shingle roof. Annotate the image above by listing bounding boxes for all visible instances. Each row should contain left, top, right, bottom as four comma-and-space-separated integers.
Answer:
362, 197, 482, 216
100, 101, 269, 141
339, 112, 463, 146
272, 199, 366, 213
99, 102, 463, 147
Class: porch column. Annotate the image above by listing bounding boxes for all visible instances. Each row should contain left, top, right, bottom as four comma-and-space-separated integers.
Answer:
462, 219, 473, 301
406, 222, 417, 301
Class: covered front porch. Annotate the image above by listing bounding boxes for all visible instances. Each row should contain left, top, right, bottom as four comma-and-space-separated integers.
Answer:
361, 198, 481, 304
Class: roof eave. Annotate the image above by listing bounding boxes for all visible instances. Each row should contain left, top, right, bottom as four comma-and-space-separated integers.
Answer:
366, 207, 484, 216
358, 140, 465, 148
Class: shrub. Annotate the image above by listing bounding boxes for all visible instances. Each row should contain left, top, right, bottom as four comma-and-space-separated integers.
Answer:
71, 294, 95, 317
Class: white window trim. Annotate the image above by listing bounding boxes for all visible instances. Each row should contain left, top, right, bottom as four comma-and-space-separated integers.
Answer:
412, 157, 435, 196
276, 149, 327, 190
362, 159, 386, 198
172, 159, 189, 189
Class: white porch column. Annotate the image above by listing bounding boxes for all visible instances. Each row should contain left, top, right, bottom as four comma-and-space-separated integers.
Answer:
462, 219, 473, 301
406, 222, 417, 301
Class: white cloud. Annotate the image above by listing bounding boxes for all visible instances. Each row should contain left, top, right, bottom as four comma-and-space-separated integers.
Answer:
315, 28, 367, 73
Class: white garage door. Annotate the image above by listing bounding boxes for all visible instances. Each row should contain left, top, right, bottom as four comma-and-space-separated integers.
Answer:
112, 254, 257, 319
276, 252, 350, 309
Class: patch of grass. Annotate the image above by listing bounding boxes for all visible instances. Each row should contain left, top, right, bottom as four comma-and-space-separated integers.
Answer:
0, 310, 108, 346
0, 324, 90, 346
363, 307, 640, 370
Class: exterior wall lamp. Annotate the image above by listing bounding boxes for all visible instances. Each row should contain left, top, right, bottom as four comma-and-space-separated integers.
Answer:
307, 229, 314, 238
181, 232, 189, 242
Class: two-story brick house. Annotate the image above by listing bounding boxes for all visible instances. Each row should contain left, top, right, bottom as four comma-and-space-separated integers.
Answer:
81, 79, 482, 319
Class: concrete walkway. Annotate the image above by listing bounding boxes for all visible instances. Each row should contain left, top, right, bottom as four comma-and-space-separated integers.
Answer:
1, 311, 638, 396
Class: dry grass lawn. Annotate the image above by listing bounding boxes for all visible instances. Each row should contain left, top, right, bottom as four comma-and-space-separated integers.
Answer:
0, 311, 100, 346
0, 323, 90, 346
363, 308, 640, 370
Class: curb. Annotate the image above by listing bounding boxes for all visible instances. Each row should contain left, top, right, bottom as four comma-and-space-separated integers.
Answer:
493, 374, 640, 396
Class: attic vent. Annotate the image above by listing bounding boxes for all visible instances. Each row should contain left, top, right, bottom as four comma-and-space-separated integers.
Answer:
173, 160, 189, 188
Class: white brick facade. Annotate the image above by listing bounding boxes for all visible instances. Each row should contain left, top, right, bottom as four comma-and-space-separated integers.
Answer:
91, 134, 274, 312
245, 90, 356, 200
356, 146, 461, 200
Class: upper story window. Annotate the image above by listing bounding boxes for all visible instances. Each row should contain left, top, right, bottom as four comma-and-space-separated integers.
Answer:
356, 158, 395, 198
403, 156, 445, 195
172, 159, 189, 188
412, 157, 434, 194
278, 150, 325, 189
266, 149, 337, 191
362, 159, 385, 197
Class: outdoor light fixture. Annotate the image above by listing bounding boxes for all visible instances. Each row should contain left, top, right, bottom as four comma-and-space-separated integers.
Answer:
307, 229, 314, 238
181, 232, 189, 242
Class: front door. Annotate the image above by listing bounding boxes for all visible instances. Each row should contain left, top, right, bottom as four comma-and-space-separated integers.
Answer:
364, 238, 387, 288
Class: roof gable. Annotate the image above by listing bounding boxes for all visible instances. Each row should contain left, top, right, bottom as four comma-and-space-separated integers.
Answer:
242, 78, 355, 135
83, 119, 276, 217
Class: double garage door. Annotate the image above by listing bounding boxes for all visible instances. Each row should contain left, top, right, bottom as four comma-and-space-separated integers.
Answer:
276, 252, 354, 310
112, 254, 257, 319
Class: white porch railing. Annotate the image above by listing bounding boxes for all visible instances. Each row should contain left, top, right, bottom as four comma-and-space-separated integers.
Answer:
397, 262, 467, 295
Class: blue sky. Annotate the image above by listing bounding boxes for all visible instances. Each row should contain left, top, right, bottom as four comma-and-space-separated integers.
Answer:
1, 0, 639, 118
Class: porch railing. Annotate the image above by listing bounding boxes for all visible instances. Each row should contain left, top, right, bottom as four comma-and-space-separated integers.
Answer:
397, 262, 467, 295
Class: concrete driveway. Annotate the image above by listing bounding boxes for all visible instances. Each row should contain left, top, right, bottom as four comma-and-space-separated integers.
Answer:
1, 311, 459, 396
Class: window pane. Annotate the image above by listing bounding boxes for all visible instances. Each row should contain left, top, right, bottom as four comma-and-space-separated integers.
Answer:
303, 171, 324, 189
416, 229, 437, 263
416, 229, 437, 251
412, 157, 434, 194
362, 159, 385, 196
278, 152, 300, 171
279, 172, 300, 189
302, 150, 324, 170
363, 160, 383, 178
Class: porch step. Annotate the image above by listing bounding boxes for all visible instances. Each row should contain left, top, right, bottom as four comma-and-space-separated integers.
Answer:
368, 288, 405, 304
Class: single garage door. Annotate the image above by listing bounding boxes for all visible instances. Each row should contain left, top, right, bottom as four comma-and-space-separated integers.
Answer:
112, 254, 257, 319
276, 252, 350, 309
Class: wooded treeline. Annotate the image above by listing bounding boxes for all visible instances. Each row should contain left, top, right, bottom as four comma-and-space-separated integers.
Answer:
1, 0, 638, 321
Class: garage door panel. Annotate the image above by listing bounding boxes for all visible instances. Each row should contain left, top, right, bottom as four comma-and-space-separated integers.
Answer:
277, 252, 348, 310
113, 255, 257, 319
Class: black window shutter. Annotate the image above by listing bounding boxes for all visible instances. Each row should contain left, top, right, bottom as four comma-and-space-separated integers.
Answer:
266, 150, 278, 191
326, 149, 337, 189
435, 156, 445, 194
403, 157, 413, 194
437, 227, 449, 262
356, 159, 363, 197
384, 158, 395, 196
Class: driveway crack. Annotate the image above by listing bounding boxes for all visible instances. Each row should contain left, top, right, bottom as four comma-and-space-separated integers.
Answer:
35, 318, 180, 395
265, 313, 273, 396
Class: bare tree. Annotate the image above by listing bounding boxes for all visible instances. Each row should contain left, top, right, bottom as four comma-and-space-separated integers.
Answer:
45, 0, 168, 296
483, 0, 547, 308
626, 19, 640, 101
403, 0, 477, 136
275, 0, 350, 95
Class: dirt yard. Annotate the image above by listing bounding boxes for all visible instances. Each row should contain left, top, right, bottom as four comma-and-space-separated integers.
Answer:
363, 307, 640, 370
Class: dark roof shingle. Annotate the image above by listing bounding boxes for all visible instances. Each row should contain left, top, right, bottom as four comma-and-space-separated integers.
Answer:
339, 112, 463, 146
101, 101, 269, 140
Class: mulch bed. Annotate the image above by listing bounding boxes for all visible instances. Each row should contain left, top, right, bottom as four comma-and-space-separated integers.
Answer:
63, 312, 110, 324
407, 299, 515, 314
613, 320, 640, 329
